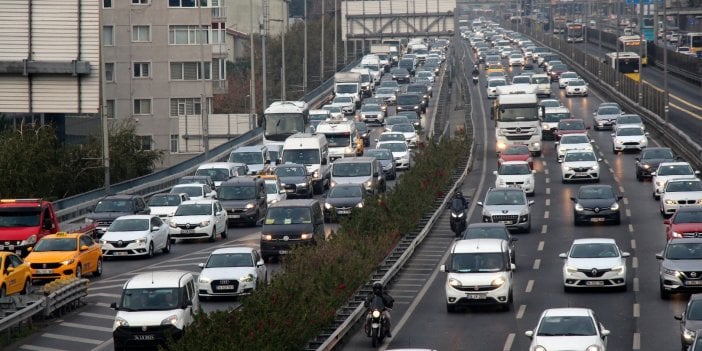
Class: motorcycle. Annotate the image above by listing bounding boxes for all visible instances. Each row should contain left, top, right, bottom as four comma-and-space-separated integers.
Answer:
449, 198, 467, 237
472, 75, 479, 85
364, 295, 389, 347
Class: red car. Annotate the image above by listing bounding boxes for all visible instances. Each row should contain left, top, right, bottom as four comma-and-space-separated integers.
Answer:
498, 144, 533, 169
549, 64, 569, 82
556, 119, 588, 141
665, 207, 702, 240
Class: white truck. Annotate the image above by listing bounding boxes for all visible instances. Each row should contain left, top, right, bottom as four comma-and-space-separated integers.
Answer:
314, 119, 361, 161
334, 72, 362, 109
360, 54, 382, 84
530, 73, 552, 98
492, 92, 542, 156
350, 67, 374, 98
370, 44, 393, 70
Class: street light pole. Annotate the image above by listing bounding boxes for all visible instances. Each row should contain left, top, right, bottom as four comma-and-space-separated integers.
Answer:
638, 0, 644, 104
281, 0, 287, 100
249, 0, 256, 128
321, 0, 325, 85
334, 0, 338, 72
663, 0, 669, 123
304, 0, 308, 93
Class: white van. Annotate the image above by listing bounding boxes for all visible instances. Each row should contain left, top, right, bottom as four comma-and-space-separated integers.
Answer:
195, 162, 242, 188
111, 271, 200, 350
314, 119, 360, 161
361, 55, 382, 84
281, 133, 330, 194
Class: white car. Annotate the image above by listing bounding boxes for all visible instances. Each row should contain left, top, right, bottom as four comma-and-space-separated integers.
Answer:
415, 70, 435, 84
559, 238, 629, 291
560, 150, 602, 183
486, 77, 508, 99
564, 79, 589, 97
525, 308, 610, 351
611, 126, 648, 153
508, 53, 524, 66
493, 161, 535, 196
614, 114, 645, 132
147, 193, 190, 223
652, 162, 700, 200
322, 105, 344, 120
170, 183, 217, 200
264, 178, 287, 205
169, 199, 228, 242
660, 179, 702, 216
555, 133, 593, 161
100, 215, 171, 258
197, 247, 267, 298
390, 123, 419, 148
558, 71, 579, 88
374, 88, 397, 106
377, 141, 411, 170
538, 99, 562, 118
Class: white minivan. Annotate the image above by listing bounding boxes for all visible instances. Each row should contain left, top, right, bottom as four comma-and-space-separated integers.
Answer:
111, 271, 200, 350
282, 133, 331, 195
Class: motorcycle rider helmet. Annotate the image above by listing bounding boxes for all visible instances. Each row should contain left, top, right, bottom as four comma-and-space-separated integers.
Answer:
372, 281, 383, 295
455, 191, 463, 199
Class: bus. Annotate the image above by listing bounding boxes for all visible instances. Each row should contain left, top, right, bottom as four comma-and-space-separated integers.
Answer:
617, 35, 648, 66
642, 15, 655, 41
554, 17, 567, 34
605, 52, 641, 82
679, 32, 702, 55
262, 101, 310, 147
566, 23, 584, 43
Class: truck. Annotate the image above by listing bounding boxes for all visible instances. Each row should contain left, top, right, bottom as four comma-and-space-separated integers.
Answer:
0, 198, 96, 256
334, 72, 362, 109
492, 92, 542, 157
370, 44, 393, 70
554, 17, 567, 34
350, 67, 374, 98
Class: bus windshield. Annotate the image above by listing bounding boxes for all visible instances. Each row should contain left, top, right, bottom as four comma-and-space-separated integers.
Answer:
264, 114, 305, 141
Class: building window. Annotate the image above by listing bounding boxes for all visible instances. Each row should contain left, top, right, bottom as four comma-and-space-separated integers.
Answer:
132, 25, 151, 42
211, 24, 226, 44
137, 136, 153, 150
105, 100, 115, 118
132, 0, 149, 4
169, 0, 197, 7
170, 62, 210, 80
105, 62, 115, 82
170, 98, 202, 116
168, 25, 209, 45
170, 134, 179, 153
103, 0, 112, 8
103, 26, 114, 46
133, 62, 150, 78
133, 99, 152, 115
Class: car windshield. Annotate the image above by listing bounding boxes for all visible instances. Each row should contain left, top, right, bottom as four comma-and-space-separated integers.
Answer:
463, 227, 508, 240
544, 113, 570, 123
0, 209, 41, 227
219, 186, 256, 200
488, 79, 507, 87
333, 96, 354, 104
406, 86, 426, 94
282, 149, 320, 165
578, 186, 614, 199
451, 252, 505, 273
375, 88, 395, 96
540, 100, 561, 108
328, 186, 363, 198
333, 163, 371, 177
644, 149, 674, 159
120, 288, 180, 311
499, 163, 531, 175
265, 207, 312, 225
397, 95, 420, 105
391, 124, 415, 133
364, 149, 392, 160
598, 107, 621, 115
561, 72, 578, 79
666, 242, 702, 259
33, 237, 77, 252
323, 106, 342, 113
564, 152, 596, 162
562, 135, 589, 144
336, 85, 357, 94
559, 120, 585, 130
503, 145, 529, 155
537, 316, 597, 336
171, 186, 203, 198
324, 134, 351, 148
617, 128, 644, 136
379, 143, 408, 153
512, 77, 530, 84
510, 54, 522, 59
485, 191, 525, 205
109, 218, 150, 232
94, 199, 134, 212
417, 71, 433, 78
380, 81, 399, 88
276, 166, 306, 177
673, 210, 702, 223
379, 134, 405, 142
687, 300, 702, 320
658, 164, 694, 176
618, 116, 641, 124
532, 76, 550, 84
570, 243, 619, 258
174, 204, 213, 216
195, 168, 230, 181
666, 180, 702, 192
229, 152, 263, 165
206, 253, 254, 268
361, 105, 382, 113
148, 195, 183, 207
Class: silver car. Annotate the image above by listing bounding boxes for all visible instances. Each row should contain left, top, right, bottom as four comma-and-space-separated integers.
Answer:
592, 103, 623, 130
477, 188, 535, 233
658, 239, 702, 299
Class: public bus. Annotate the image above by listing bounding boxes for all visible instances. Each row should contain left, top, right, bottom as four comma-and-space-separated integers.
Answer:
617, 35, 648, 66
679, 32, 702, 55
262, 101, 310, 147
565, 23, 584, 43
605, 52, 641, 82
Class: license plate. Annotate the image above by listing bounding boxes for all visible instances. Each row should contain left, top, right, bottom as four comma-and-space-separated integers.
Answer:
687, 280, 702, 286
36, 269, 53, 274
229, 214, 240, 219
500, 220, 513, 224
337, 210, 351, 214
466, 294, 487, 299
15, 250, 21, 256
575, 172, 588, 176
585, 281, 605, 286
114, 251, 129, 256
180, 229, 194, 234
134, 335, 155, 341
590, 218, 605, 222
216, 285, 234, 290
285, 189, 294, 192
278, 250, 289, 255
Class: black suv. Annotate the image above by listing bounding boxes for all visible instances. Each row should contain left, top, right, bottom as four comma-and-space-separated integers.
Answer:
275, 163, 314, 199
396, 93, 426, 116
635, 147, 676, 181
405, 84, 431, 105
86, 194, 149, 238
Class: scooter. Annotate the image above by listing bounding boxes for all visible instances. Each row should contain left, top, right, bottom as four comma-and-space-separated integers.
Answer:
364, 296, 389, 347
472, 75, 479, 85
449, 198, 467, 237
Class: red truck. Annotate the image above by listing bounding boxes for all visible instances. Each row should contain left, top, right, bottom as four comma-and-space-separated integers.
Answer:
0, 199, 95, 256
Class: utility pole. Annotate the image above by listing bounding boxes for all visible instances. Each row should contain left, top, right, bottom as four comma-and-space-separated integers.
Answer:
638, 0, 644, 104
334, 0, 338, 73
663, 1, 669, 123
281, 0, 287, 100
249, 0, 256, 128
262, 0, 268, 109
321, 0, 325, 84
303, 0, 308, 93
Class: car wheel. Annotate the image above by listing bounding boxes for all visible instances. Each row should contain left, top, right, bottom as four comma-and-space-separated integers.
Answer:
21, 279, 31, 295
147, 242, 154, 258
75, 264, 82, 279
446, 304, 456, 313
208, 229, 216, 242
660, 282, 671, 300
0, 285, 5, 298
221, 226, 228, 239
94, 259, 103, 277
636, 171, 643, 181
563, 285, 573, 293
162, 237, 171, 253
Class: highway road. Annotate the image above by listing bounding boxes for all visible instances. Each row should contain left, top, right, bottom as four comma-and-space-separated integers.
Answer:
341, 33, 690, 350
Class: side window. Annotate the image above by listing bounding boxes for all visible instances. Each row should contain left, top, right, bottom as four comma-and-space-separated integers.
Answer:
252, 250, 260, 263
185, 280, 195, 303
80, 235, 93, 247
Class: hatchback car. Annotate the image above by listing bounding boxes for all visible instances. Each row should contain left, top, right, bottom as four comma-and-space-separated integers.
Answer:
559, 238, 629, 291
565, 79, 589, 97
658, 238, 702, 299
675, 293, 702, 349
615, 114, 645, 131
660, 179, 702, 217
611, 126, 648, 153
25, 232, 103, 281
635, 147, 676, 181
652, 162, 700, 200
461, 223, 517, 265
477, 187, 534, 233
665, 207, 702, 240
275, 163, 313, 199
571, 185, 623, 225
498, 144, 533, 169
560, 150, 602, 183
493, 161, 535, 196
197, 247, 266, 299
100, 215, 171, 258
396, 93, 426, 116
364, 148, 397, 180
168, 200, 228, 242
323, 184, 367, 222
593, 104, 623, 130
525, 308, 610, 350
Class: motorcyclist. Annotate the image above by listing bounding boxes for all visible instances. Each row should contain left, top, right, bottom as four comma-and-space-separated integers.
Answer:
364, 282, 394, 337
454, 191, 469, 209
471, 65, 480, 77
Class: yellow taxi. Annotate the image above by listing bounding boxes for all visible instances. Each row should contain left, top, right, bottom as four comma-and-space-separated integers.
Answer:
25, 232, 103, 281
0, 252, 32, 297
486, 63, 505, 75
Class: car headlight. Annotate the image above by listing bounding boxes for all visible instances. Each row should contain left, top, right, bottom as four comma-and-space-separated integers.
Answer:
520, 208, 529, 216
615, 139, 623, 145
356, 202, 364, 208
656, 181, 665, 187
245, 202, 256, 209
611, 265, 625, 274
684, 328, 696, 341
448, 278, 462, 287
240, 274, 255, 283
134, 237, 147, 245
100, 239, 107, 245
199, 220, 211, 227
643, 164, 650, 169
324, 203, 333, 209
300, 233, 313, 240
593, 164, 599, 171
497, 142, 507, 150
585, 346, 602, 351
534, 346, 547, 351
169, 221, 178, 228
610, 202, 620, 211
664, 199, 676, 205
575, 203, 584, 211
161, 315, 179, 326
566, 265, 578, 274
199, 276, 211, 284
114, 316, 129, 328
558, 146, 566, 154
330, 180, 337, 187
491, 276, 506, 287
671, 231, 682, 238
662, 267, 679, 276
20, 235, 37, 246
59, 258, 75, 266
313, 170, 320, 179
261, 234, 273, 241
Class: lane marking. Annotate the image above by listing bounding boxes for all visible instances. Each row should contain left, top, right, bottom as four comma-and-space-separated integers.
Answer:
542, 160, 548, 167
623, 197, 629, 205
545, 177, 550, 184
538, 241, 545, 251
503, 333, 515, 351
42, 333, 103, 345
671, 102, 702, 121
526, 280, 534, 293
546, 188, 551, 195
88, 293, 121, 299
19, 346, 68, 351
626, 209, 631, 217
78, 312, 115, 320
619, 186, 625, 193
670, 93, 702, 112
633, 303, 640, 318
533, 259, 541, 270
634, 277, 640, 292
631, 239, 637, 249
544, 211, 550, 219
632, 257, 638, 269
60, 322, 113, 333
629, 225, 635, 233
545, 198, 550, 206
516, 305, 526, 319
633, 332, 641, 349
544, 169, 549, 175
541, 225, 548, 234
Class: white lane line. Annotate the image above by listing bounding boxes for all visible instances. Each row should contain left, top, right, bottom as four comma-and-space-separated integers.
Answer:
19, 346, 69, 351
95, 302, 111, 308
60, 322, 113, 333
544, 169, 549, 175
629, 224, 634, 233
609, 167, 615, 174
545, 198, 550, 206
626, 209, 631, 217
619, 185, 626, 193
542, 160, 548, 167
633, 332, 641, 349
537, 241, 545, 251
546, 188, 551, 195
632, 257, 638, 269
544, 211, 550, 219
633, 303, 640, 318
631, 239, 637, 249
634, 277, 640, 292
541, 225, 548, 234
623, 197, 629, 205
42, 333, 103, 345
503, 333, 515, 351
545, 178, 550, 184
526, 280, 534, 293
79, 312, 115, 320
533, 259, 541, 270
516, 305, 527, 319
603, 158, 610, 165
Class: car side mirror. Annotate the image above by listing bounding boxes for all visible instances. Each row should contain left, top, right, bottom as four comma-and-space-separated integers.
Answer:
321, 159, 328, 165
373, 172, 379, 177
617, 196, 623, 201
664, 219, 671, 225
257, 260, 265, 267
570, 197, 576, 202
476, 201, 484, 207
611, 133, 615, 137
651, 172, 657, 176
152, 226, 160, 232
656, 252, 664, 260
198, 263, 205, 269
440, 264, 448, 272
601, 329, 610, 338
592, 112, 596, 116
559, 253, 567, 259
675, 314, 683, 321
80, 245, 89, 251
525, 330, 534, 339
492, 171, 498, 175
6, 266, 14, 273
528, 200, 535, 206
110, 302, 118, 310
622, 252, 631, 258
597, 158, 603, 162
27, 247, 33, 252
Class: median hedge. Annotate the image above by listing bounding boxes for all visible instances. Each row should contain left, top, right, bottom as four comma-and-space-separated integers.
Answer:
169, 132, 469, 351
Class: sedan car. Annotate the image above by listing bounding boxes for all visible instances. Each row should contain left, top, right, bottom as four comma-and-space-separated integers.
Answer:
635, 147, 676, 181
415, 70, 435, 84
374, 87, 397, 106
565, 79, 589, 97
100, 215, 171, 258
384, 116, 411, 133
396, 93, 426, 116
323, 184, 367, 222
556, 119, 587, 141
377, 141, 411, 170
168, 200, 228, 242
377, 131, 407, 144
525, 308, 609, 351
559, 238, 629, 291
555, 133, 593, 162
389, 67, 411, 83
652, 162, 700, 200
558, 71, 579, 88
390, 123, 419, 148
461, 223, 517, 265
660, 179, 702, 217
147, 193, 190, 223
170, 183, 217, 200
508, 53, 524, 66
665, 207, 702, 240
498, 144, 533, 169
615, 114, 645, 131
611, 126, 648, 153
486, 77, 508, 99
363, 148, 397, 180
675, 293, 702, 349
560, 150, 602, 183
321, 105, 344, 120
493, 161, 535, 196
25, 232, 103, 281
331, 96, 356, 115
275, 163, 313, 199
658, 238, 702, 299
571, 184, 623, 225
197, 247, 267, 299
0, 252, 31, 297
592, 104, 623, 130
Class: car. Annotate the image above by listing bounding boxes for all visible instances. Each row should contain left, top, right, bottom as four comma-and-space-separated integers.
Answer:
508, 53, 524, 66
635, 147, 676, 181
147, 193, 190, 223
559, 238, 629, 291
168, 199, 228, 242
521, 63, 537, 76
363, 97, 388, 116
322, 105, 344, 120
323, 184, 367, 222
486, 77, 508, 99
397, 111, 421, 130
461, 223, 517, 265
363, 148, 397, 180
659, 179, 702, 217
309, 109, 332, 132
477, 187, 534, 233
592, 104, 623, 130
570, 184, 623, 225
486, 71, 506, 80
675, 294, 702, 349
558, 71, 579, 88
274, 163, 313, 199
406, 84, 432, 104
422, 61, 441, 76
177, 175, 217, 191
690, 331, 702, 351
377, 140, 411, 170
560, 150, 602, 183
493, 161, 535, 196
657, 238, 702, 299
193, 163, 242, 188
377, 131, 406, 144
390, 123, 419, 148
556, 119, 588, 141
355, 121, 371, 147
0, 252, 31, 297
263, 177, 287, 205
197, 247, 267, 298
389, 67, 411, 83
611, 126, 648, 153
665, 207, 702, 240
537, 98, 562, 118
614, 114, 645, 131
511, 75, 532, 86
485, 63, 504, 75
170, 183, 217, 200
218, 177, 268, 226
548, 64, 569, 81
498, 144, 533, 169
415, 70, 435, 84
374, 88, 397, 107
100, 215, 171, 258
330, 96, 356, 116
564, 79, 589, 97
228, 145, 272, 175
555, 133, 593, 162
359, 103, 385, 125
25, 232, 103, 281
384, 116, 411, 133
85, 194, 150, 238
652, 162, 700, 200
525, 308, 610, 350
396, 93, 426, 116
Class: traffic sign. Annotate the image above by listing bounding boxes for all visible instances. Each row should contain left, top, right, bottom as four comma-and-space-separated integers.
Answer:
625, 0, 663, 4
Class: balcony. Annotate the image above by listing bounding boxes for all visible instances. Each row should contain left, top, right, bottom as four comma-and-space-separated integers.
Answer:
213, 79, 228, 94
212, 43, 228, 58
211, 7, 226, 22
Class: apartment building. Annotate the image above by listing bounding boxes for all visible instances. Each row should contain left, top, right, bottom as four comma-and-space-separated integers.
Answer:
102, 0, 228, 167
